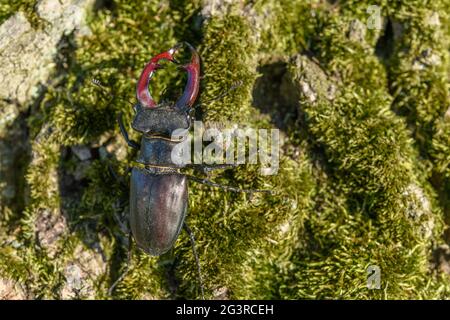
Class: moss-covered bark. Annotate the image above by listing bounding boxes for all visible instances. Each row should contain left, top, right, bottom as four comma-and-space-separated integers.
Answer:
0, 0, 449, 299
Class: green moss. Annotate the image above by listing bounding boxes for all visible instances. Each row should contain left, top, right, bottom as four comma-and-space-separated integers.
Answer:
0, 0, 48, 28
384, 2, 450, 228
253, 0, 449, 298
198, 15, 257, 124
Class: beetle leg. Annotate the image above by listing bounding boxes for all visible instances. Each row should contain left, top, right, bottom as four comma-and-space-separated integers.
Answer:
118, 113, 140, 149
187, 163, 238, 175
108, 233, 133, 296
183, 223, 205, 300
108, 164, 129, 191
186, 175, 273, 194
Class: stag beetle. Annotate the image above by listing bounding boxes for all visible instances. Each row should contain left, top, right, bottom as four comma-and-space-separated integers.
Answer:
115, 42, 270, 297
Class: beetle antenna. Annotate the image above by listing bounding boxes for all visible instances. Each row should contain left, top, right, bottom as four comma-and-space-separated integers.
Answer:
188, 80, 243, 114
91, 78, 135, 107
183, 223, 205, 300
202, 80, 243, 104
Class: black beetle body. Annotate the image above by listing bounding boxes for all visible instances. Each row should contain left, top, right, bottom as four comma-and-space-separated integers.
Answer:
130, 104, 192, 255
122, 43, 200, 256
130, 167, 188, 256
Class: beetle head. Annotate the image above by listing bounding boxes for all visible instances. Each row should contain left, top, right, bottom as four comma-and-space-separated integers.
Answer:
133, 42, 200, 137
132, 102, 190, 137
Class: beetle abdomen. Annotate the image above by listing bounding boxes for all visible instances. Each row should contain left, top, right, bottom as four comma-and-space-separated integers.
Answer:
130, 168, 188, 256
